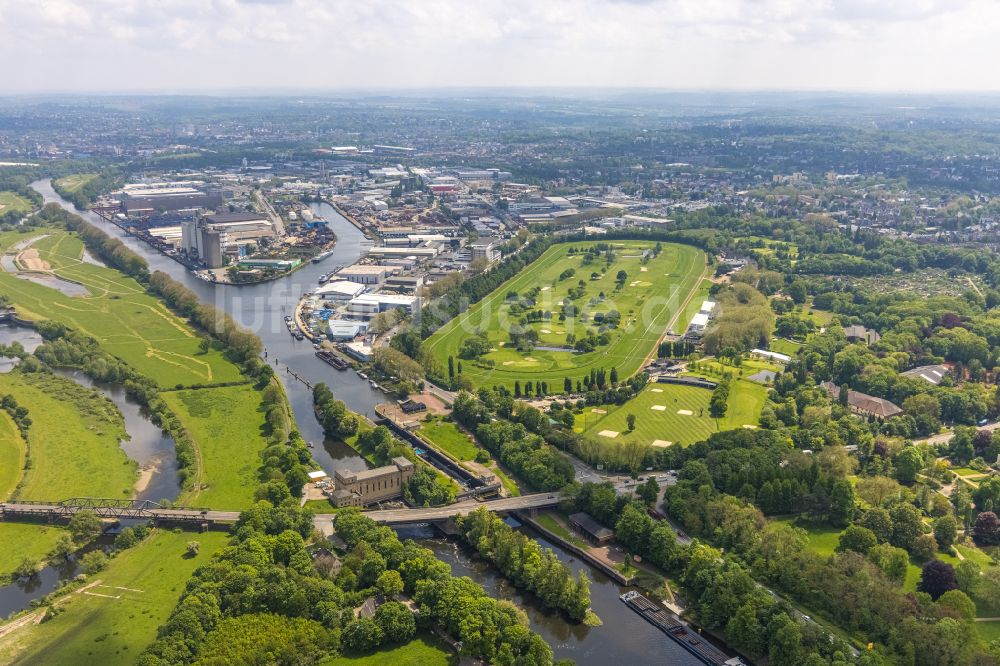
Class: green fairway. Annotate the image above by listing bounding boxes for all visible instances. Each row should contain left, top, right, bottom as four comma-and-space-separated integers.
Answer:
976, 620, 1000, 644
578, 380, 767, 448
419, 416, 480, 461
425, 241, 706, 391
0, 523, 67, 578
0, 529, 229, 666
0, 191, 33, 215
53, 173, 97, 194
0, 372, 136, 500
321, 634, 456, 666
161, 385, 270, 510
0, 410, 26, 500
0, 230, 242, 388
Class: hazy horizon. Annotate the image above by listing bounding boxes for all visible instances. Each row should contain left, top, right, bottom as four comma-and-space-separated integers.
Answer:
2, 0, 998, 94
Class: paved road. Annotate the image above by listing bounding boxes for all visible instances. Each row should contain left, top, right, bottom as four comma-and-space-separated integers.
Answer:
915, 420, 1000, 446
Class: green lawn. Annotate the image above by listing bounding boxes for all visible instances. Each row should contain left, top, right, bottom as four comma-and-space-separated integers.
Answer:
0, 410, 26, 500
976, 620, 1000, 644
578, 380, 766, 448
771, 518, 843, 557
162, 385, 270, 510
534, 511, 589, 549
0, 529, 229, 666
0, 230, 242, 388
0, 191, 33, 214
0, 523, 67, 578
0, 372, 136, 500
303, 499, 340, 513
425, 241, 706, 391
321, 634, 456, 666
419, 416, 480, 461
53, 173, 97, 194
768, 338, 802, 356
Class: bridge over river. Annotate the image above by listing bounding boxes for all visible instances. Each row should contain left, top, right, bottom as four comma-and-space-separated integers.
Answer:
0, 491, 568, 530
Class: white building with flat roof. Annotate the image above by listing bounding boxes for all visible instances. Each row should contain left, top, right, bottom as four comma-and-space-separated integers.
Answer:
688, 312, 710, 335
346, 293, 420, 317
336, 264, 394, 285
700, 301, 717, 316
315, 280, 366, 301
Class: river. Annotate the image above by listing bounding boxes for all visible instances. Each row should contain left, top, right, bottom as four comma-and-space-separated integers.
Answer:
401, 522, 703, 665
27, 181, 702, 665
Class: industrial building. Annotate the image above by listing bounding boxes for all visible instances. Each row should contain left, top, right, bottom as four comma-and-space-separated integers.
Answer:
329, 457, 415, 507
336, 264, 395, 285
180, 212, 275, 268
469, 237, 501, 263
315, 280, 366, 301
346, 293, 420, 317
327, 320, 368, 341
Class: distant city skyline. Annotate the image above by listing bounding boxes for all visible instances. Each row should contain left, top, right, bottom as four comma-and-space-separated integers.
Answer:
0, 0, 996, 93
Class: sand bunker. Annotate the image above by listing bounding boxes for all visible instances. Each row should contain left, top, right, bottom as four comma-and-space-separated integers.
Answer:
18, 248, 50, 271
598, 430, 619, 438
540, 329, 551, 334
640, 267, 648, 272
742, 424, 758, 429
677, 409, 693, 416
651, 388, 663, 393
650, 405, 666, 411
591, 408, 607, 414
652, 440, 673, 448
629, 281, 639, 287
502, 361, 515, 366
541, 286, 551, 291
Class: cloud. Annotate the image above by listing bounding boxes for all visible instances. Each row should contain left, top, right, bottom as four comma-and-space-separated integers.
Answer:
0, 0, 996, 92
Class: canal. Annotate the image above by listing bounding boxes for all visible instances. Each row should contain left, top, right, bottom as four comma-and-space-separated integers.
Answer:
28, 181, 702, 665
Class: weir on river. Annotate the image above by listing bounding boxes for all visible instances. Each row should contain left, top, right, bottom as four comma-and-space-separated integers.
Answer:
26, 181, 704, 665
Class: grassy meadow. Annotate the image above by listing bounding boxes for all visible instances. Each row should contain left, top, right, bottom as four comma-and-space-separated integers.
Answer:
0, 523, 67, 578
0, 529, 229, 666
0, 230, 241, 388
0, 409, 26, 500
425, 241, 706, 391
52, 173, 97, 194
0, 371, 136, 500
0, 191, 33, 215
161, 385, 270, 510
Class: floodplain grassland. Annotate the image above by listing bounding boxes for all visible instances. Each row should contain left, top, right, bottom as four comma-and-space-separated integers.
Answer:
0, 371, 136, 500
425, 240, 706, 391
52, 173, 97, 194
0, 523, 66, 579
0, 191, 33, 214
0, 229, 241, 388
0, 529, 229, 666
161, 385, 270, 510
0, 409, 26, 500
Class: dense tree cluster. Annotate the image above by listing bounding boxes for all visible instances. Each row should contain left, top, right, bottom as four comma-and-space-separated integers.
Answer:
458, 508, 591, 621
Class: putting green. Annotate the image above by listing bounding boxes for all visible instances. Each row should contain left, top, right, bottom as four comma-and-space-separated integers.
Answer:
426, 241, 706, 391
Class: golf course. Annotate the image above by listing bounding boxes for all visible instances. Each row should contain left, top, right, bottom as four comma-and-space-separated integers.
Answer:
425, 240, 706, 391
576, 378, 768, 449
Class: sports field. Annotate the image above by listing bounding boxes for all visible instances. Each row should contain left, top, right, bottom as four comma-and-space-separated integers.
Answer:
0, 371, 136, 500
0, 230, 241, 387
425, 241, 706, 391
0, 529, 229, 666
577, 380, 767, 448
161, 385, 270, 510
0, 191, 33, 215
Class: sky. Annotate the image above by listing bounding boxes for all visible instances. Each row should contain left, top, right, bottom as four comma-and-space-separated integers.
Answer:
1, 0, 997, 93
